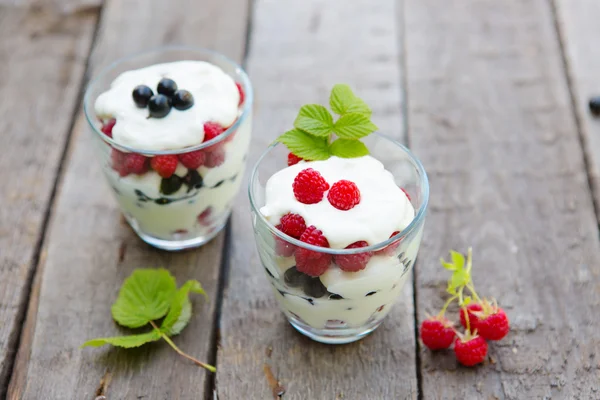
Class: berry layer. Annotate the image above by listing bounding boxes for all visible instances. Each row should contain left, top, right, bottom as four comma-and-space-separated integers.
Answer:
104, 115, 251, 239
260, 155, 415, 249
95, 61, 240, 150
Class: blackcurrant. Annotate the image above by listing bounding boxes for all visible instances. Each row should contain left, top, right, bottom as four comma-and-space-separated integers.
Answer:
157, 78, 178, 97
132, 85, 154, 108
148, 94, 171, 118
160, 175, 182, 195
172, 90, 194, 110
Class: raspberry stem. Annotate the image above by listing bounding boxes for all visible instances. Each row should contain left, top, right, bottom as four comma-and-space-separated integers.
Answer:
437, 294, 457, 318
149, 321, 216, 372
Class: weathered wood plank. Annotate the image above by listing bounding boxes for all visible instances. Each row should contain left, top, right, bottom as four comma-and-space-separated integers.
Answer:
216, 1, 417, 399
405, 0, 600, 398
554, 0, 600, 224
7, 0, 250, 398
0, 1, 100, 396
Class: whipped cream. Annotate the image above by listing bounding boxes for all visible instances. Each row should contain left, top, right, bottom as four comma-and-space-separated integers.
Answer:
95, 61, 240, 150
260, 155, 415, 249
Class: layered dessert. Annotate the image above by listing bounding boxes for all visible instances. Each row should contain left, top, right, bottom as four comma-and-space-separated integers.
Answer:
249, 84, 426, 342
258, 155, 419, 330
92, 60, 251, 243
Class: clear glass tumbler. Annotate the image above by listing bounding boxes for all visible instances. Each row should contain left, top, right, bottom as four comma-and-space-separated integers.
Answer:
84, 47, 252, 251
249, 133, 429, 344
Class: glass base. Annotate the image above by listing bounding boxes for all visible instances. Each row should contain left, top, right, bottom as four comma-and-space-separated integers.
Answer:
125, 215, 228, 251
287, 314, 383, 344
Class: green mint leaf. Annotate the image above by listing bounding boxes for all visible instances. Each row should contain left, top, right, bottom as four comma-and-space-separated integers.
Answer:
81, 331, 161, 349
161, 280, 207, 336
329, 84, 372, 117
293, 104, 334, 137
450, 250, 465, 270
276, 129, 330, 161
329, 139, 369, 158
333, 113, 378, 139
111, 268, 177, 328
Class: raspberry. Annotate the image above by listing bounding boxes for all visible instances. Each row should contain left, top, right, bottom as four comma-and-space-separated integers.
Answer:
275, 225, 296, 257
401, 187, 412, 202
375, 231, 401, 256
150, 155, 178, 178
203, 122, 226, 151
454, 335, 488, 367
420, 316, 455, 350
197, 207, 213, 226
101, 118, 116, 138
124, 153, 149, 175
295, 226, 332, 276
236, 82, 245, 106
178, 150, 206, 169
205, 148, 226, 168
327, 180, 360, 210
279, 213, 307, 239
288, 153, 303, 166
476, 307, 510, 341
334, 241, 373, 272
293, 168, 330, 204
459, 303, 483, 332
111, 148, 127, 176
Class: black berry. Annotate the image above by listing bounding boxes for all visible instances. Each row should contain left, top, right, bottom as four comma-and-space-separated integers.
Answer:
303, 278, 327, 298
148, 94, 171, 118
589, 96, 600, 116
172, 90, 194, 110
284, 266, 308, 288
160, 175, 182, 195
182, 169, 203, 192
157, 78, 178, 97
132, 85, 154, 108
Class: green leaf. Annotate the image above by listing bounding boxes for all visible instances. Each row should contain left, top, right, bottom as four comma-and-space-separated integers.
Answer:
450, 269, 470, 291
329, 139, 369, 158
463, 296, 472, 306
329, 84, 372, 117
161, 280, 207, 336
293, 104, 334, 137
81, 331, 161, 349
441, 259, 456, 271
111, 269, 177, 328
333, 113, 378, 139
450, 251, 465, 270
276, 129, 330, 161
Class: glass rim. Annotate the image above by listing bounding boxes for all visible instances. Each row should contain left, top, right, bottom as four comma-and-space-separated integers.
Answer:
82, 45, 253, 155
248, 132, 430, 255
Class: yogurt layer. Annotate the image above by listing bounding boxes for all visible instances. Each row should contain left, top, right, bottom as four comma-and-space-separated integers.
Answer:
95, 60, 240, 150
260, 155, 415, 249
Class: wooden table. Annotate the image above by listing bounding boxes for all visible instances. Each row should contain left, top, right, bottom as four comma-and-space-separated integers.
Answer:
2, 0, 600, 398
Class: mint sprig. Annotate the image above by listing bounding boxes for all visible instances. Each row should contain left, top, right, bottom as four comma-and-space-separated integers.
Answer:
82, 269, 215, 372
275, 84, 378, 160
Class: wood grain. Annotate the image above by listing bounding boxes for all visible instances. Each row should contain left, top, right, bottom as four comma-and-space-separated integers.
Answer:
0, 0, 100, 396
216, 1, 417, 399
405, 0, 600, 398
7, 0, 250, 398
553, 0, 600, 224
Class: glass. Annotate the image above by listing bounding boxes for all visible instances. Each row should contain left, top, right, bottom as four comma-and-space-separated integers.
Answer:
249, 133, 429, 344
83, 47, 253, 251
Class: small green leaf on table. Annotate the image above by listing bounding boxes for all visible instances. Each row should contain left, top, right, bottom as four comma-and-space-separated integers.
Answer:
81, 331, 161, 349
111, 268, 177, 328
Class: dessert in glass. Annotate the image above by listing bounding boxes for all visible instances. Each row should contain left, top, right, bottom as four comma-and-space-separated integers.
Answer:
84, 47, 252, 250
249, 85, 428, 343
